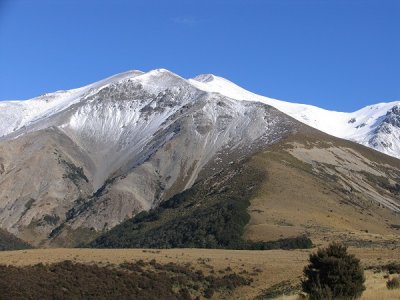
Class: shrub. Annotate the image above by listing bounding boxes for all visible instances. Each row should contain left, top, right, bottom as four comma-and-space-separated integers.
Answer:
0, 260, 251, 299
302, 242, 365, 300
386, 276, 400, 290
385, 262, 400, 274
204, 287, 214, 299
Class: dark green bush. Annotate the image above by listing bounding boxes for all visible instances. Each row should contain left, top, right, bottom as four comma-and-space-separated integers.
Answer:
43, 214, 60, 226
383, 262, 400, 274
0, 229, 32, 251
302, 242, 365, 300
61, 159, 88, 185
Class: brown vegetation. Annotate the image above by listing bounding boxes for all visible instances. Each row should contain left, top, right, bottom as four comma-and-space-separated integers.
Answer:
0, 247, 398, 299
0, 259, 251, 300
386, 276, 400, 290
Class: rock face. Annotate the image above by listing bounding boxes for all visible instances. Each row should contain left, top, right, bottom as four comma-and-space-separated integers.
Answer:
369, 105, 400, 151
0, 69, 297, 246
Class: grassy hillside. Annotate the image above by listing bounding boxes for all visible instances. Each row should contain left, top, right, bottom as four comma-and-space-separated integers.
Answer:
0, 229, 32, 251
88, 127, 400, 251
245, 129, 400, 247
89, 160, 311, 250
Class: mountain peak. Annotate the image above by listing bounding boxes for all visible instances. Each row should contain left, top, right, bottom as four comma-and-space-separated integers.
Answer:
148, 68, 172, 73
137, 68, 186, 83
144, 68, 182, 78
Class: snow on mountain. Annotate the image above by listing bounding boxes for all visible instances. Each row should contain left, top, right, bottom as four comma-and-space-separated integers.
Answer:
0, 69, 399, 159
0, 70, 144, 138
189, 74, 400, 159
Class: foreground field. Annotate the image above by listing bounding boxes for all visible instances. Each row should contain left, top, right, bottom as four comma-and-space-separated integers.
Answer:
277, 271, 400, 300
0, 247, 399, 299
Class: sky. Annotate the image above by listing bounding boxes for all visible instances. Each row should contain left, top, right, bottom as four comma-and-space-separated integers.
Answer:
0, 0, 399, 111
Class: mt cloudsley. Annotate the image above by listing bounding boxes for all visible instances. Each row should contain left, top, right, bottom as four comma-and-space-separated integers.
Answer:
0, 69, 399, 247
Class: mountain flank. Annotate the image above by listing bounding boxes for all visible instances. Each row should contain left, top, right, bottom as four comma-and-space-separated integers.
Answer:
0, 229, 32, 251
245, 128, 400, 247
91, 126, 400, 249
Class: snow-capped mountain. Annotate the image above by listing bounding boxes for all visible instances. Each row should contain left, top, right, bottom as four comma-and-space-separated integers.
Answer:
1, 69, 399, 159
0, 68, 399, 247
189, 74, 400, 159
0, 69, 298, 246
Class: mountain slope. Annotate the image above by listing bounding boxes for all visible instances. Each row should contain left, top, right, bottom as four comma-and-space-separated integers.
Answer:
0, 229, 32, 251
92, 127, 400, 249
89, 153, 312, 250
189, 75, 400, 159
1, 70, 399, 160
245, 128, 400, 247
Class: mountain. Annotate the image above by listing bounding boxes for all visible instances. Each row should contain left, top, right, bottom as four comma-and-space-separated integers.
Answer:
0, 69, 299, 246
0, 69, 399, 247
91, 127, 400, 249
189, 74, 400, 159
1, 71, 399, 160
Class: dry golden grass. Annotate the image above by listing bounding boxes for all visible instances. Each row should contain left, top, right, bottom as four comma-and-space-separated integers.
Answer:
361, 272, 400, 300
0, 248, 309, 300
245, 144, 400, 248
0, 247, 398, 299
276, 271, 400, 300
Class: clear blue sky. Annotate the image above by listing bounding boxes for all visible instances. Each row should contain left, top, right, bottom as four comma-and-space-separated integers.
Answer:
0, 0, 399, 111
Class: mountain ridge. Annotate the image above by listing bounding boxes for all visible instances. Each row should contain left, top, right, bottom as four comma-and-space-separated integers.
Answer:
1, 68, 399, 159
189, 73, 400, 159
